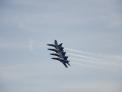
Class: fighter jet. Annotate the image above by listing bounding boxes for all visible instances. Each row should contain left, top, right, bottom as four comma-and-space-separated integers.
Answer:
47, 40, 64, 51
51, 57, 70, 68
50, 52, 69, 68
47, 40, 70, 68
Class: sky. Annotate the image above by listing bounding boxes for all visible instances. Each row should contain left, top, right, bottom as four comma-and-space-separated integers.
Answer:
0, 0, 122, 92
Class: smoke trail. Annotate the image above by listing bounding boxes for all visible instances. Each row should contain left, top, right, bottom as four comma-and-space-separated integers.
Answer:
68, 53, 122, 66
67, 53, 100, 61
65, 48, 107, 62
65, 48, 99, 57
65, 48, 113, 60
65, 48, 122, 64
69, 57, 122, 67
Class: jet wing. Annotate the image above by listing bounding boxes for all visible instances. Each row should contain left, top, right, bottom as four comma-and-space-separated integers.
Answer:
47, 44, 56, 48
48, 48, 58, 53
47, 44, 63, 50
47, 40, 59, 48
50, 53, 60, 57
51, 57, 63, 61
51, 57, 68, 63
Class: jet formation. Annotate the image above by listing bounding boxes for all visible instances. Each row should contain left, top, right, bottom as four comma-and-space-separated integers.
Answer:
47, 40, 70, 68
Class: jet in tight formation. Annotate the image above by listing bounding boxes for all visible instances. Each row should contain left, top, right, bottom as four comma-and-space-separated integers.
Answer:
47, 40, 70, 68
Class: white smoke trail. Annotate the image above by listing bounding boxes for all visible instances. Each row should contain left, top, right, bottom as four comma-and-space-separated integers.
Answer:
67, 53, 100, 61
67, 53, 118, 65
69, 57, 122, 67
65, 48, 122, 65
65, 48, 99, 57
65, 48, 108, 62
65, 48, 120, 60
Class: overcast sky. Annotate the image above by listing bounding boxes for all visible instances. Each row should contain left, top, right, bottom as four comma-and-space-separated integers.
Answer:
0, 0, 122, 92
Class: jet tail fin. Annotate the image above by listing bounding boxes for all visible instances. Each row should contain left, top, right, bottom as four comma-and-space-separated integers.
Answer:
54, 40, 58, 46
